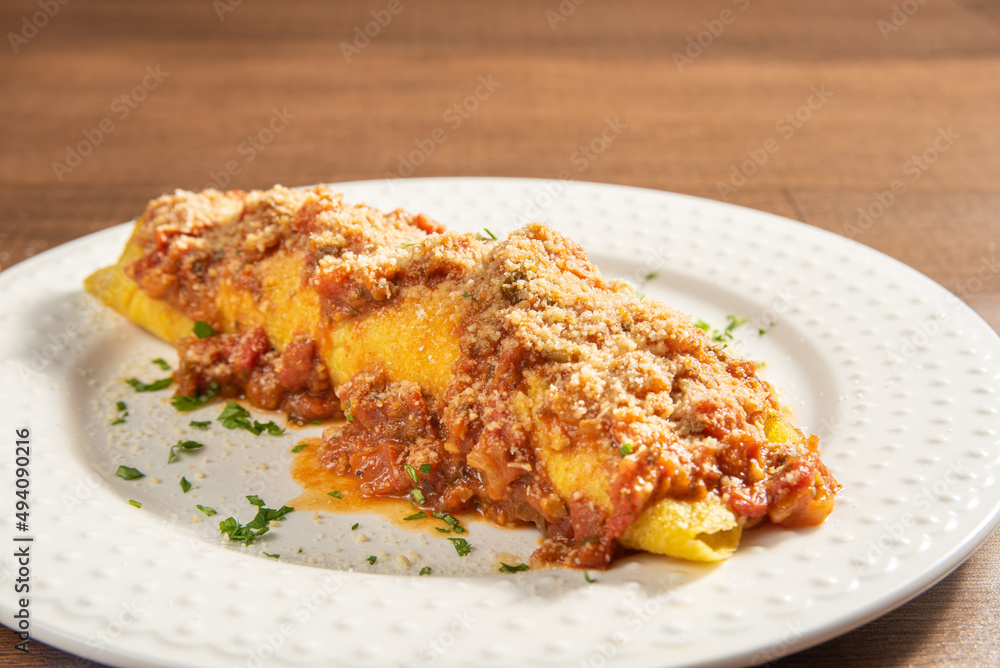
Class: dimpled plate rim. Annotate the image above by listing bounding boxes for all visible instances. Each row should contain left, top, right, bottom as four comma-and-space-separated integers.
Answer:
0, 177, 998, 668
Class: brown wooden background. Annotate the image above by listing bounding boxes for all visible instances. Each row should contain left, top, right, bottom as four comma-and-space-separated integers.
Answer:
1, 0, 998, 665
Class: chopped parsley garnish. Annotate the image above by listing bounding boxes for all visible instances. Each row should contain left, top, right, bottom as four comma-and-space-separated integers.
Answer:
171, 381, 218, 412
404, 511, 427, 520
584, 571, 596, 583
419, 566, 432, 576
419, 464, 431, 474
264, 552, 280, 559
110, 400, 128, 425
351, 523, 359, 531
126, 376, 173, 392
344, 401, 354, 421
711, 315, 748, 343
367, 555, 377, 565
217, 401, 285, 435
152, 358, 171, 370
193, 321, 216, 339
291, 443, 309, 453
115, 465, 144, 480
643, 271, 658, 281
297, 548, 303, 554
180, 477, 192, 493
189, 420, 211, 429
483, 228, 497, 240
128, 499, 141, 508
499, 562, 529, 573
461, 291, 477, 300
168, 439, 204, 464
328, 491, 344, 499
435, 527, 450, 533
448, 537, 472, 557
218, 496, 294, 546
432, 512, 465, 534
405, 463, 419, 484
410, 488, 426, 504
619, 442, 633, 457
694, 319, 710, 332
196, 505, 217, 516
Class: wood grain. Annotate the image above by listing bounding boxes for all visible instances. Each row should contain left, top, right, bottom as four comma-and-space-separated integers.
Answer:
1, 0, 998, 665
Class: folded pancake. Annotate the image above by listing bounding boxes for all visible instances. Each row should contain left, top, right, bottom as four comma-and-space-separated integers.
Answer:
85, 185, 838, 568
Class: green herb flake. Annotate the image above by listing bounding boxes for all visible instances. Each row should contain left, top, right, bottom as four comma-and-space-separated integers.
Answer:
351, 523, 359, 531
418, 464, 432, 475
483, 228, 497, 240
189, 420, 211, 429
461, 291, 477, 300
448, 537, 472, 557
172, 381, 218, 412
419, 566, 432, 576
110, 401, 129, 425
180, 477, 192, 493
644, 271, 658, 281
291, 443, 310, 453
344, 400, 354, 422
367, 555, 377, 565
218, 497, 294, 546
128, 499, 141, 508
619, 442, 633, 457
405, 463, 419, 484
328, 491, 344, 499
310, 420, 322, 425
694, 319, 710, 332
499, 562, 529, 573
401, 242, 414, 247
152, 358, 171, 370
217, 401, 285, 435
126, 376, 173, 392
196, 505, 217, 517
404, 511, 427, 521
168, 439, 204, 464
410, 488, 426, 505
263, 552, 280, 559
432, 512, 466, 534
435, 527, 450, 533
584, 571, 596, 583
193, 321, 216, 339
297, 548, 303, 554
115, 465, 144, 480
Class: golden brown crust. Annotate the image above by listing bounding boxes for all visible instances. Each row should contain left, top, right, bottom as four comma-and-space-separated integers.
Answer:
118, 185, 838, 568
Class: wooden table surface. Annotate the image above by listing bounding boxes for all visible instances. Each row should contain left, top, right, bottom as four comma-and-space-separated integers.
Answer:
1, 0, 998, 665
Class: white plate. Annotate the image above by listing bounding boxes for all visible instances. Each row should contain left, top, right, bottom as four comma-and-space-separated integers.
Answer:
2, 178, 999, 668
